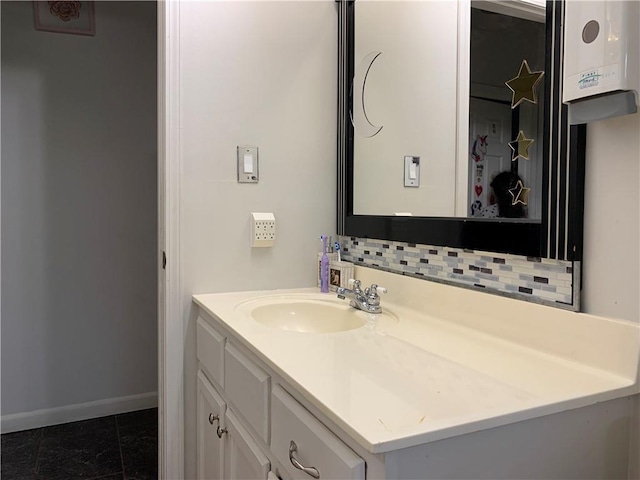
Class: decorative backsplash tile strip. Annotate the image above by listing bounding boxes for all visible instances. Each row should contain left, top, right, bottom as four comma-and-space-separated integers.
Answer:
339, 236, 578, 309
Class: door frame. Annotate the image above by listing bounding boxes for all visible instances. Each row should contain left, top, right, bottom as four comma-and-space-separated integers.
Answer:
158, 1, 184, 478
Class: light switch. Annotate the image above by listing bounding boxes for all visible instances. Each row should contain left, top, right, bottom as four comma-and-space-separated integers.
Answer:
409, 162, 417, 179
404, 156, 420, 187
243, 154, 254, 174
237, 146, 259, 183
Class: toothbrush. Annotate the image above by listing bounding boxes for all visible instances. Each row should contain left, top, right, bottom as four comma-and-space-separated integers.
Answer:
320, 235, 329, 293
334, 241, 341, 262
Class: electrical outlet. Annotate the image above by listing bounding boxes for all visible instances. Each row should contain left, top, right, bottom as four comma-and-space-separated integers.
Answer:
251, 212, 275, 248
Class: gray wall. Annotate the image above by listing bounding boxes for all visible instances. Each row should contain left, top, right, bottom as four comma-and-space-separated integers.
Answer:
1, 1, 157, 419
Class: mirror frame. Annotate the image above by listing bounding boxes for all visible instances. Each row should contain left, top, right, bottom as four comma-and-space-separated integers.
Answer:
336, 0, 586, 261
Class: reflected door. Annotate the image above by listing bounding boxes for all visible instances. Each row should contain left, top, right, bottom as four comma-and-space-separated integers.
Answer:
468, 97, 513, 216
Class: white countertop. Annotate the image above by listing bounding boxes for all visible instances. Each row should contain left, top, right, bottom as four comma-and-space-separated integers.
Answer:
193, 269, 640, 454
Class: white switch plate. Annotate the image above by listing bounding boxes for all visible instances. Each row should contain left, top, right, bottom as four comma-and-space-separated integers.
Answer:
404, 155, 420, 187
251, 212, 275, 247
238, 146, 259, 183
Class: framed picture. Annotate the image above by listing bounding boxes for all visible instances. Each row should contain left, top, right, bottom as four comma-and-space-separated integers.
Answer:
330, 268, 341, 288
33, 1, 95, 36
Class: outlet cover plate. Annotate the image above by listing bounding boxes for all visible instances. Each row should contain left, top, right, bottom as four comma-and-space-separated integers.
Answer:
251, 212, 275, 247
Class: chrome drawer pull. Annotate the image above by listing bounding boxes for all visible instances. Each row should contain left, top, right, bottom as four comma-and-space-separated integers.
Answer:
289, 441, 320, 479
216, 426, 228, 438
208, 413, 219, 425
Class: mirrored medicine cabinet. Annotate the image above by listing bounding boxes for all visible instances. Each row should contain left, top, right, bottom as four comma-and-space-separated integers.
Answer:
336, 0, 586, 261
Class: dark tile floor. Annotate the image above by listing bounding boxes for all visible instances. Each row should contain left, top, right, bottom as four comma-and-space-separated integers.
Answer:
1, 408, 157, 480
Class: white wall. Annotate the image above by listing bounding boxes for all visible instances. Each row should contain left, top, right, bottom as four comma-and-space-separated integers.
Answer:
582, 112, 640, 324
582, 112, 640, 479
1, 1, 157, 425
177, 2, 337, 477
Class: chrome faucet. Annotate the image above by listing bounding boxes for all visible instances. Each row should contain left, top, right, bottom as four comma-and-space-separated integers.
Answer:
337, 279, 387, 314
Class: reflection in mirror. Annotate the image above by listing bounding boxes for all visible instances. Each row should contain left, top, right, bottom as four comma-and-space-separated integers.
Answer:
352, 1, 459, 217
468, 5, 545, 220
351, 1, 547, 221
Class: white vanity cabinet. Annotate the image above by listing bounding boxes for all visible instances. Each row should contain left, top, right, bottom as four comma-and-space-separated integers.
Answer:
196, 313, 273, 480
194, 282, 640, 480
197, 368, 272, 480
196, 311, 366, 480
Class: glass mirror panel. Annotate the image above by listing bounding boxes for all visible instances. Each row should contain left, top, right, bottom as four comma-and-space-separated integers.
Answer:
353, 1, 459, 216
351, 0, 547, 221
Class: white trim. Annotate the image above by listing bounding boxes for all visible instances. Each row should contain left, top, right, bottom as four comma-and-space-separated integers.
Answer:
1, 392, 158, 434
455, 0, 471, 217
158, 1, 184, 479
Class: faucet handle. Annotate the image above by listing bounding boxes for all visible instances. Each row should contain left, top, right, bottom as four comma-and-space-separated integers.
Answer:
369, 284, 387, 296
348, 279, 362, 292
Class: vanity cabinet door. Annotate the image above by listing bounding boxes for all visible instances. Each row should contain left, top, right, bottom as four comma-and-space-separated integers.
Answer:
197, 371, 226, 480
223, 409, 270, 480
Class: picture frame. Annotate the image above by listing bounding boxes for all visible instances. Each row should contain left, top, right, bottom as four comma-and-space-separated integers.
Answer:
33, 1, 95, 36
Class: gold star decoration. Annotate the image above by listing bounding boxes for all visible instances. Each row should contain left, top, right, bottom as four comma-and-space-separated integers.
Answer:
509, 180, 530, 206
508, 130, 534, 161
505, 60, 544, 109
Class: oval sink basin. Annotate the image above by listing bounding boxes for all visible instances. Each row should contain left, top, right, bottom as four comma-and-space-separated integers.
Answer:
236, 294, 399, 334
252, 302, 365, 333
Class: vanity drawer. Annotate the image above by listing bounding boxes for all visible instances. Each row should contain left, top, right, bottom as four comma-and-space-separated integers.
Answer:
224, 342, 270, 443
197, 316, 226, 388
271, 386, 365, 480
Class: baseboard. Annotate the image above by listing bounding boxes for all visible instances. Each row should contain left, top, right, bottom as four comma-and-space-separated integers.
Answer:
1, 391, 158, 434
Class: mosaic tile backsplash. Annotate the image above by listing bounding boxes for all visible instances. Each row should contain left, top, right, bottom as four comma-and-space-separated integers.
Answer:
340, 236, 578, 309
